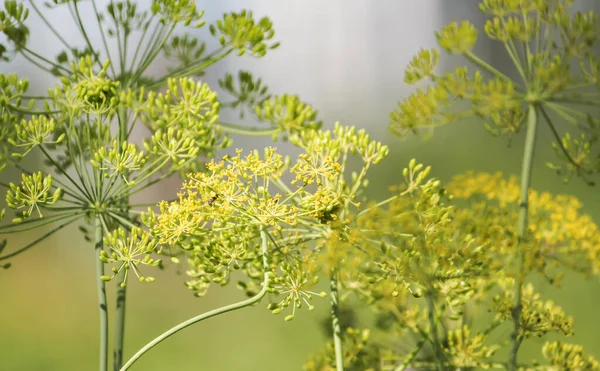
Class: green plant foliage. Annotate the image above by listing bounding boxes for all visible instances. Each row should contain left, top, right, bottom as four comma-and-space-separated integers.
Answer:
2, 1, 600, 371
391, 0, 600, 184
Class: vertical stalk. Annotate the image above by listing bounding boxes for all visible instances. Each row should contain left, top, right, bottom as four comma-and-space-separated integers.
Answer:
425, 291, 445, 371
95, 215, 109, 371
114, 107, 129, 371
113, 270, 127, 370
508, 103, 538, 371
330, 271, 344, 371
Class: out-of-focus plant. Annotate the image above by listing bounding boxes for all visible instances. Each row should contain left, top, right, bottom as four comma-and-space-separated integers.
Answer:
304, 161, 599, 370
385, 0, 600, 369
0, 1, 328, 370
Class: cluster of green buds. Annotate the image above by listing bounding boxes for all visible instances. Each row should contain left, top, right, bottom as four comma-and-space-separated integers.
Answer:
210, 9, 279, 57
391, 0, 600, 184
100, 227, 161, 286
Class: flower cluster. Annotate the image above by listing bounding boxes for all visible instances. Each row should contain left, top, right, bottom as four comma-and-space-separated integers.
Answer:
305, 161, 599, 370
390, 0, 600, 182
147, 123, 388, 318
209, 10, 279, 57
449, 171, 600, 276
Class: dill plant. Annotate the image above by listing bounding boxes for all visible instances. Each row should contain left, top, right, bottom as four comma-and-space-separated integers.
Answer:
0, 0, 326, 370
2, 1, 600, 371
368, 0, 600, 370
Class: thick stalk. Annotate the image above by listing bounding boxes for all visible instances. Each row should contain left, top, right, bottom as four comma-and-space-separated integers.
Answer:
113, 270, 127, 371
330, 271, 344, 371
119, 226, 272, 371
508, 104, 538, 371
95, 215, 109, 371
113, 107, 129, 371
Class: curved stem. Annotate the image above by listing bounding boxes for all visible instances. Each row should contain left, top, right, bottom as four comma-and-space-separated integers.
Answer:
218, 121, 281, 137
508, 103, 538, 371
330, 271, 344, 371
94, 214, 109, 371
119, 226, 272, 371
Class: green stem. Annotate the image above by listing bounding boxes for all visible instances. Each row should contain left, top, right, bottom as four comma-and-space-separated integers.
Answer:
21, 46, 71, 75
39, 146, 93, 201
539, 105, 589, 175
508, 103, 538, 371
128, 20, 150, 76
95, 215, 109, 371
218, 121, 281, 137
73, 0, 102, 69
464, 51, 515, 85
0, 215, 80, 261
113, 107, 129, 371
0, 211, 83, 234
119, 226, 272, 371
425, 290, 445, 371
330, 271, 344, 371
91, 0, 117, 78
27, 0, 70, 49
394, 336, 426, 371
146, 48, 233, 89
113, 269, 127, 371
133, 24, 175, 82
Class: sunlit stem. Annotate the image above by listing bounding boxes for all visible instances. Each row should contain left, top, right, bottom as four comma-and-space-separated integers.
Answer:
356, 194, 399, 217
218, 121, 281, 137
330, 271, 344, 371
95, 214, 109, 371
119, 225, 272, 371
509, 103, 538, 371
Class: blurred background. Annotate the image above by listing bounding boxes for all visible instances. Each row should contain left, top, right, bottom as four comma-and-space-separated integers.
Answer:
1, 1, 600, 370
